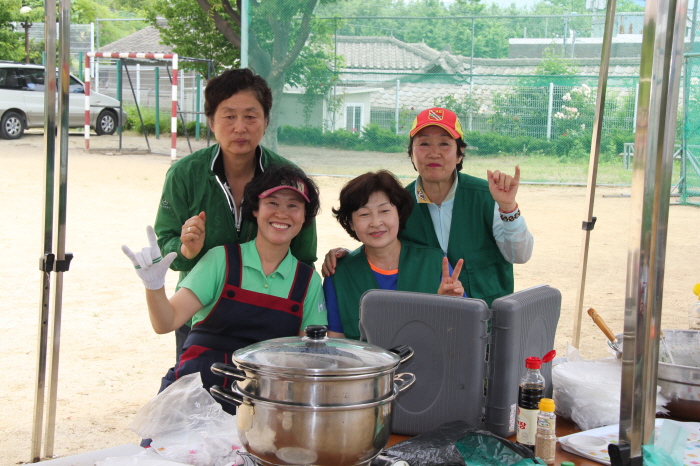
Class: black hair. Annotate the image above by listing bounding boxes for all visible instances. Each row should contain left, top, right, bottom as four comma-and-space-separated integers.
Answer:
204, 68, 273, 122
332, 170, 413, 241
407, 134, 467, 172
242, 164, 320, 228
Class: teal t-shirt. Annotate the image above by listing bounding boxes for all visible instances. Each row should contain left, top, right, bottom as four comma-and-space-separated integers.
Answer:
180, 240, 327, 329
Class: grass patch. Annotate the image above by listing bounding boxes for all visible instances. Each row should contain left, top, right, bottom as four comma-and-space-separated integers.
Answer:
281, 145, 640, 185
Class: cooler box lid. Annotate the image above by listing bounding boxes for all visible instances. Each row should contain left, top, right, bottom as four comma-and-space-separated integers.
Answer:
360, 284, 561, 437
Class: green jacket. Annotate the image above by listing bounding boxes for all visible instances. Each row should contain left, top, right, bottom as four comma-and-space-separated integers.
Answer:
400, 172, 513, 307
331, 241, 444, 340
154, 144, 317, 285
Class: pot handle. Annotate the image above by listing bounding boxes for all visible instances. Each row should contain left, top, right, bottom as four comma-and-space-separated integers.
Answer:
393, 372, 416, 393
210, 384, 245, 407
388, 345, 414, 364
211, 362, 246, 381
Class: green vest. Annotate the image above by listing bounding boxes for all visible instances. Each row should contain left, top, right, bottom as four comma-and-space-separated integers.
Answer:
331, 241, 444, 340
400, 172, 514, 307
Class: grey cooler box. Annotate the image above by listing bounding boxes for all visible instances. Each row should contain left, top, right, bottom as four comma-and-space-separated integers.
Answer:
359, 284, 561, 437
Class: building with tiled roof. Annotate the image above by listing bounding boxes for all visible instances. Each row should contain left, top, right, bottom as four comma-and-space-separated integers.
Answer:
98, 25, 172, 53
336, 36, 468, 77
91, 28, 642, 135
329, 35, 640, 135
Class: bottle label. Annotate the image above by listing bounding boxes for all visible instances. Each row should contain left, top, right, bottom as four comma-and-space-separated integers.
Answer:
517, 407, 538, 445
537, 417, 555, 430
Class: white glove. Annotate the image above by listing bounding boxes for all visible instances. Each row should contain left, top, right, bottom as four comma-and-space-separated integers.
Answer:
122, 225, 177, 290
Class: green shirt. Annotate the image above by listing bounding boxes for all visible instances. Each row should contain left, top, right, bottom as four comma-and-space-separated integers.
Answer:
180, 240, 327, 328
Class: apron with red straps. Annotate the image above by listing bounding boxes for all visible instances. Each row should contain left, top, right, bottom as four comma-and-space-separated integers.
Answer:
160, 243, 313, 414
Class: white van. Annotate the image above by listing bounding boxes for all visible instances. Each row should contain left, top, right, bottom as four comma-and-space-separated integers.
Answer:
0, 61, 126, 139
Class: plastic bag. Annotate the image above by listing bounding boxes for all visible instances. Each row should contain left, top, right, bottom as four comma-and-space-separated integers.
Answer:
96, 449, 191, 465
129, 372, 242, 466
381, 422, 544, 466
381, 421, 477, 466
642, 420, 688, 466
552, 344, 668, 431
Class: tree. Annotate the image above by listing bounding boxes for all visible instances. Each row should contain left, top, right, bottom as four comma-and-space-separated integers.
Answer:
145, 0, 238, 75
0, 0, 25, 62
536, 45, 578, 75
149, 0, 338, 149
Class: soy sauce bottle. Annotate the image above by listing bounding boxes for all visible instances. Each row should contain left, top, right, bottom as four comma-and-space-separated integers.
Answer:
516, 350, 555, 451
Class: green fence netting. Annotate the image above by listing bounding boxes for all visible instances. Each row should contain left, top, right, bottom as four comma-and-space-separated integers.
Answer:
88, 6, 700, 193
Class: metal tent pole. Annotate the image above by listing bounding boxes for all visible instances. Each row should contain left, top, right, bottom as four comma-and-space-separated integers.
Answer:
30, 0, 56, 459
610, 0, 688, 463
43, 0, 73, 457
571, 0, 618, 349
241, 0, 249, 68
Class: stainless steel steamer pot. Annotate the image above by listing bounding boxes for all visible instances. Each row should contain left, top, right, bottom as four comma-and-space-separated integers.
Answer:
211, 326, 414, 405
209, 326, 416, 466
611, 329, 700, 421
211, 382, 413, 466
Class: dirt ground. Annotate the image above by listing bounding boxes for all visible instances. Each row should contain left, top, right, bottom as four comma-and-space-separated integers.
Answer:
2, 132, 699, 465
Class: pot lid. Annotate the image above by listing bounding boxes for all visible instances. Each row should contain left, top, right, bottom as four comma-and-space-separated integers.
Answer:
232, 326, 407, 376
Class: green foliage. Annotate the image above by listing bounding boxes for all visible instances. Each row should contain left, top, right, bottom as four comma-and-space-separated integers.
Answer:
22, 0, 114, 25
97, 18, 149, 49
286, 17, 345, 125
277, 123, 633, 161
316, 0, 510, 59
144, 0, 341, 148
463, 130, 553, 156
145, 0, 238, 74
278, 124, 405, 152
536, 45, 578, 76
122, 105, 208, 136
361, 124, 406, 152
315, 0, 644, 60
434, 93, 477, 120
0, 0, 24, 62
462, 128, 632, 161
550, 84, 597, 151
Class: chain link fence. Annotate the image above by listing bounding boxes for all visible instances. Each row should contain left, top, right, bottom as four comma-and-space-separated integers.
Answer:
682, 53, 700, 206
63, 8, 699, 198
267, 13, 646, 172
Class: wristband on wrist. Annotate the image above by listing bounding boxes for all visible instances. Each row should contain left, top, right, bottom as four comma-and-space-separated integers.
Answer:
500, 207, 521, 222
498, 203, 518, 214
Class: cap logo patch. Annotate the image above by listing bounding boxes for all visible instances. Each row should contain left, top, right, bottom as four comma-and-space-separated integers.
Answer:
428, 109, 445, 121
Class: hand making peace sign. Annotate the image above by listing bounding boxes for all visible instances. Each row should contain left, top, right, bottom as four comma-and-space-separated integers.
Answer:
437, 257, 465, 297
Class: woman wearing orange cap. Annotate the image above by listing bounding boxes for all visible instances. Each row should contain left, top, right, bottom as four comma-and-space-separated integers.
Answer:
323, 107, 533, 306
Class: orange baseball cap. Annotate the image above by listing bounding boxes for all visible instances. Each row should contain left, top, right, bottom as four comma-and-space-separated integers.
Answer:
409, 107, 464, 139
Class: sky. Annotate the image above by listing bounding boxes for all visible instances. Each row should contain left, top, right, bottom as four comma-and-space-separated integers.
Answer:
482, 0, 539, 7
481, 0, 646, 7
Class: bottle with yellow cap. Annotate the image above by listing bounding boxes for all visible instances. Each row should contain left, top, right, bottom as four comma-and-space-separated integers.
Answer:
688, 283, 700, 330
535, 398, 557, 465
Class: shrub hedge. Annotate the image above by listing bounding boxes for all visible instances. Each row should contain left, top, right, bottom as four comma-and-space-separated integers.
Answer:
123, 105, 207, 136
278, 124, 634, 160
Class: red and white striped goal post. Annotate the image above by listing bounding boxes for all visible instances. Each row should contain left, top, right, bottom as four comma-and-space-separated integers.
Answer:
85, 52, 179, 161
